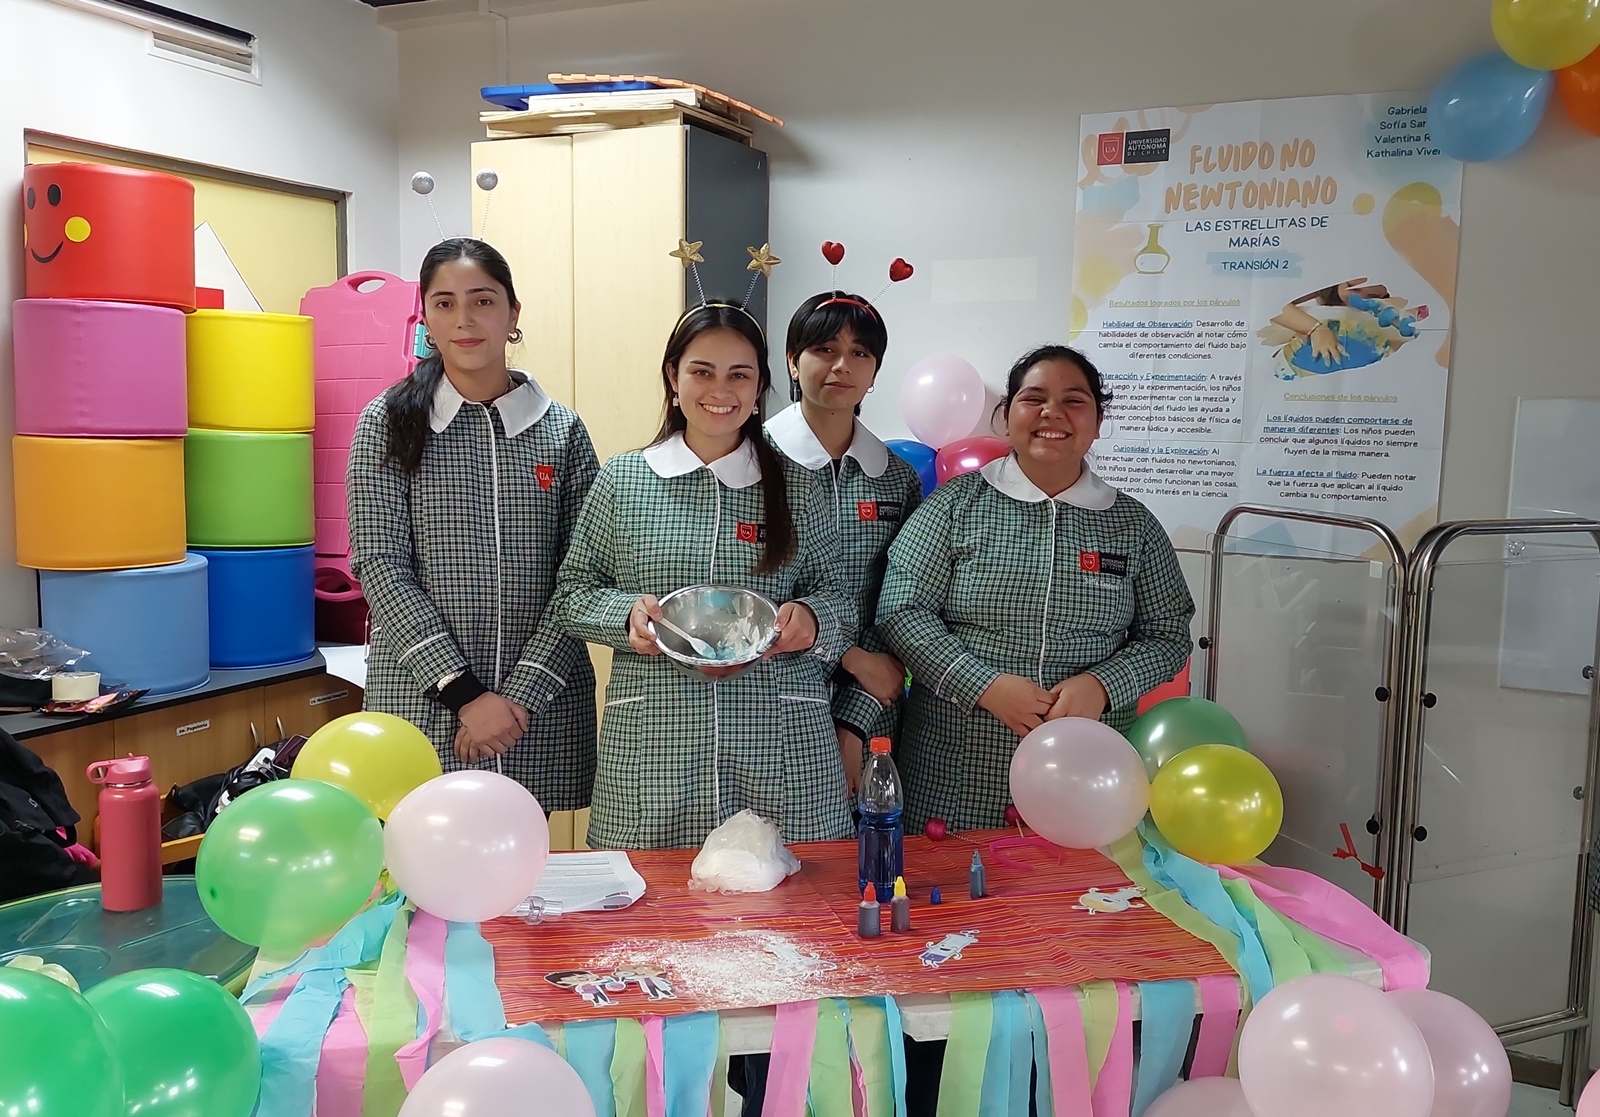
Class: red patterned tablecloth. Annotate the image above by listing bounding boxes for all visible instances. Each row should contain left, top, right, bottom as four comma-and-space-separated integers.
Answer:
481, 833, 1232, 1024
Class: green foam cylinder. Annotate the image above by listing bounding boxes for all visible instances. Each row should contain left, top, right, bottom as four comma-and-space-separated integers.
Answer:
185, 429, 313, 547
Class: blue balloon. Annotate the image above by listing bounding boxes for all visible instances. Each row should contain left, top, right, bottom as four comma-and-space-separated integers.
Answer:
886, 438, 937, 497
1428, 50, 1552, 162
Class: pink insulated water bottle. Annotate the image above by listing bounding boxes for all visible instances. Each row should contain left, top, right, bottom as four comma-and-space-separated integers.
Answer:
86, 755, 162, 912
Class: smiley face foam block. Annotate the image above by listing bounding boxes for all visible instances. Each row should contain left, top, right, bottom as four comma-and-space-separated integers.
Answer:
23, 163, 196, 310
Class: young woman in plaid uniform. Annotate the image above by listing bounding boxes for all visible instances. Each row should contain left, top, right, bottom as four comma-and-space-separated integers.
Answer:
553, 303, 859, 850
765, 292, 924, 794
346, 239, 599, 812
879, 344, 1195, 834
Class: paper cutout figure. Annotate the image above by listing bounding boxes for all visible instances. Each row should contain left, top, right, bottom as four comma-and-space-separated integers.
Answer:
546, 969, 625, 1008
1076, 885, 1147, 914
611, 966, 676, 1001
763, 938, 838, 975
920, 930, 980, 969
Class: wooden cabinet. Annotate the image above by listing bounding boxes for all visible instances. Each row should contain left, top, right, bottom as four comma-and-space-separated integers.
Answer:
111, 688, 266, 798
263, 673, 362, 741
28, 721, 117, 827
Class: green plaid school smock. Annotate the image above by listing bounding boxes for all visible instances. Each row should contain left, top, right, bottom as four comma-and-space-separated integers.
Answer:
878, 454, 1194, 832
765, 405, 923, 744
552, 432, 859, 850
347, 372, 599, 811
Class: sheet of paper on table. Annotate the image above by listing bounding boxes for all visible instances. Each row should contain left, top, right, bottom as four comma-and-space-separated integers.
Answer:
319, 644, 368, 690
510, 850, 647, 918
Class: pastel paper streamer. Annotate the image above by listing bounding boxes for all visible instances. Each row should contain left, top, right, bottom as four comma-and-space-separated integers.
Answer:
441, 920, 555, 1050
810, 1000, 854, 1117
846, 998, 895, 1117
613, 1019, 649, 1117
1104, 835, 1247, 991
938, 992, 993, 1117
252, 975, 301, 1040
1141, 825, 1274, 1003
1081, 983, 1117, 1085
315, 984, 367, 1117
643, 1017, 667, 1117
1190, 975, 1241, 1078
1217, 863, 1429, 990
395, 911, 449, 1089
243, 895, 404, 1006
259, 966, 349, 1117
1089, 984, 1133, 1117
1130, 982, 1193, 1117
1022, 993, 1053, 1117
662, 1013, 720, 1117
1028, 988, 1092, 1116
568, 1019, 620, 1117
1004, 992, 1032, 1117
880, 996, 909, 1117
363, 902, 417, 1117
711, 1017, 730, 1117
765, 1000, 821, 1117
1221, 878, 1312, 983
978, 990, 1017, 1116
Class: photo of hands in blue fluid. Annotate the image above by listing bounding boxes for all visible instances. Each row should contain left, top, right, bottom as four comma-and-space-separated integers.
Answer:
1269, 277, 1428, 380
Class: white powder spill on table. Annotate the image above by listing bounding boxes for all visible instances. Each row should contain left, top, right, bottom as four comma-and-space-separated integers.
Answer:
589, 930, 867, 1009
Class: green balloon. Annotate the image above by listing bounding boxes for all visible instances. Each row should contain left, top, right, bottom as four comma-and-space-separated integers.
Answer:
0, 967, 125, 1117
86, 968, 260, 1117
1126, 697, 1249, 779
196, 778, 384, 956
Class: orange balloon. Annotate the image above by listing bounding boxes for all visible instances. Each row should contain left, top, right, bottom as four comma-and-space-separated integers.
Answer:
1559, 44, 1600, 135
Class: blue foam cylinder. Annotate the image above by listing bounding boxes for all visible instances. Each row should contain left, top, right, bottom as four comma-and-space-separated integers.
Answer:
39, 553, 210, 696
193, 545, 315, 669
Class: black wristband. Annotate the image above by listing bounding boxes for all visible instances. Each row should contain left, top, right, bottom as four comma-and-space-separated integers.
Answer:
438, 671, 489, 713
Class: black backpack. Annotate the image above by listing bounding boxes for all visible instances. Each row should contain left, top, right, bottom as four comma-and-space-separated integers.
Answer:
0, 729, 97, 903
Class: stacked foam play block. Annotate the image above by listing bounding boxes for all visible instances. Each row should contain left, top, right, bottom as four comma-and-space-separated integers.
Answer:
184, 309, 316, 668
299, 272, 421, 644
17, 162, 210, 695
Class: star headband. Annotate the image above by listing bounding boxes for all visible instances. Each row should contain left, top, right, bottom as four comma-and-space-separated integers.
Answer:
669, 238, 781, 334
813, 241, 915, 316
410, 168, 501, 242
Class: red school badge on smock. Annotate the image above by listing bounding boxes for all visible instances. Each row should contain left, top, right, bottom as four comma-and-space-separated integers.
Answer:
535, 464, 554, 490
736, 522, 766, 544
1079, 551, 1101, 573
857, 501, 879, 522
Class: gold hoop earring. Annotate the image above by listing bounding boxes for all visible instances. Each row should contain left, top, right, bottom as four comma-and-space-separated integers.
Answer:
508, 328, 524, 344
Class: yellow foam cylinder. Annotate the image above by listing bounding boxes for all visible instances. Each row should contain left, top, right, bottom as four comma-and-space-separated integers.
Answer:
14, 437, 186, 570
187, 309, 314, 432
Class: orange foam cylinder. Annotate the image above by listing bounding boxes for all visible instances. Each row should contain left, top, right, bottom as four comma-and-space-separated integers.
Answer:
13, 437, 186, 570
187, 310, 315, 432
23, 163, 196, 311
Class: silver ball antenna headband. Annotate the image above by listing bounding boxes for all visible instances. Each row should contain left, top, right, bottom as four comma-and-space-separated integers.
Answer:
410, 169, 501, 242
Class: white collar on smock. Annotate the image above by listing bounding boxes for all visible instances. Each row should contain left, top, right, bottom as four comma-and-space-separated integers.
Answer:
430, 370, 552, 437
642, 431, 763, 490
765, 404, 890, 478
980, 453, 1118, 510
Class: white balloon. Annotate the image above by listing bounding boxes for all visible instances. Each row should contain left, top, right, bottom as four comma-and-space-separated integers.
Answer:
399, 1038, 594, 1117
1145, 1078, 1254, 1117
1387, 989, 1512, 1117
385, 771, 549, 923
1008, 717, 1150, 848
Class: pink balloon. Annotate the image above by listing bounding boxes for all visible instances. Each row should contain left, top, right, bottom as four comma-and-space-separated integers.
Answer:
1007, 717, 1150, 848
1145, 1077, 1254, 1117
1387, 989, 1511, 1117
935, 436, 1010, 485
1579, 1073, 1600, 1117
1239, 974, 1435, 1117
399, 1037, 595, 1117
900, 354, 985, 448
384, 771, 550, 923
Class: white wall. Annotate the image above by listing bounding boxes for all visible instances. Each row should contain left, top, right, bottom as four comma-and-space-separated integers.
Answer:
0, 0, 402, 626
395, 0, 1600, 1064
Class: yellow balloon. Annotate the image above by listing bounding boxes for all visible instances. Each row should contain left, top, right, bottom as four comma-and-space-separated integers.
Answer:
1493, 0, 1600, 71
292, 712, 442, 818
1149, 744, 1283, 864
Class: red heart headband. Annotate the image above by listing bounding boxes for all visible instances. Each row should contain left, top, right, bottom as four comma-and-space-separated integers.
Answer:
814, 242, 915, 315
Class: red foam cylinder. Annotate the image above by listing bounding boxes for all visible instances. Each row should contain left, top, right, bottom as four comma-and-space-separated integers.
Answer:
23, 163, 196, 311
